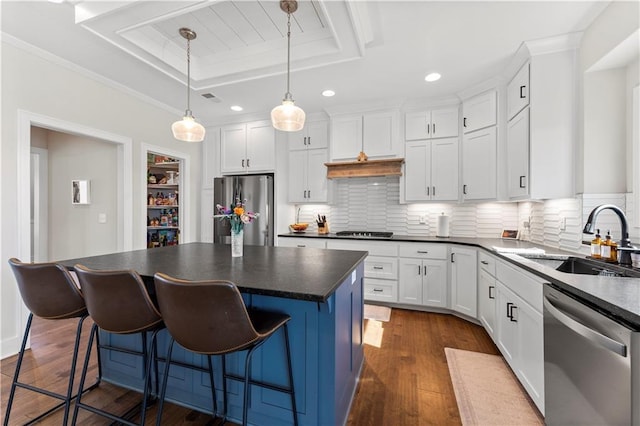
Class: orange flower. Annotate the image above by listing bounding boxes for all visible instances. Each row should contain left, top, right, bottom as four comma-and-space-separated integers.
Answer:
234, 206, 245, 216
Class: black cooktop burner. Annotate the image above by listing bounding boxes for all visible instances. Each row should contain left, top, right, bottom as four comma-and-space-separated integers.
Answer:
335, 231, 393, 238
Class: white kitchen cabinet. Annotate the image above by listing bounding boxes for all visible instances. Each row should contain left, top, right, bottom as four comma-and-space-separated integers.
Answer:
506, 49, 576, 200
404, 138, 458, 202
330, 109, 400, 161
398, 243, 448, 307
462, 91, 496, 134
327, 240, 399, 303
221, 120, 275, 174
278, 237, 327, 249
495, 260, 545, 413
507, 62, 530, 121
461, 126, 497, 200
495, 281, 544, 413
288, 148, 329, 203
405, 107, 459, 141
288, 120, 328, 151
450, 246, 477, 317
507, 108, 530, 198
478, 252, 498, 339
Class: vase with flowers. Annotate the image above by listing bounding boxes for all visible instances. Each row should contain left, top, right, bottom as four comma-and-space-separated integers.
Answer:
214, 198, 259, 257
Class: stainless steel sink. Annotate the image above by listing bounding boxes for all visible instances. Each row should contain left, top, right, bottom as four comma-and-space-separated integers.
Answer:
556, 257, 640, 278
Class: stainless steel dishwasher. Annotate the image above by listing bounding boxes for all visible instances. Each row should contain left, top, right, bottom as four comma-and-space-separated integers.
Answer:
543, 284, 640, 425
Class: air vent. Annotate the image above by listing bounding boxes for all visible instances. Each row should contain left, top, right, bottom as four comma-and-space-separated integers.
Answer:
201, 93, 221, 103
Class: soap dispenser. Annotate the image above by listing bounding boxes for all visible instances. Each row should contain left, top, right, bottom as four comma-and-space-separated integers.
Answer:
601, 230, 614, 261
590, 229, 602, 259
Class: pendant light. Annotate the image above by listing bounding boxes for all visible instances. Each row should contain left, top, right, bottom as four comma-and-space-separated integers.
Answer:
271, 0, 306, 132
172, 28, 205, 142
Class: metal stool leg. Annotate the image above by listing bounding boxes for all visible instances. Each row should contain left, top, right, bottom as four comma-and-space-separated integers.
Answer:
3, 313, 34, 426
283, 324, 298, 426
71, 323, 98, 425
155, 337, 176, 426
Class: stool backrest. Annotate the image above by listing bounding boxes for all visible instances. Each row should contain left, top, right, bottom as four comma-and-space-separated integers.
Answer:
8, 258, 86, 319
74, 264, 162, 334
154, 272, 260, 354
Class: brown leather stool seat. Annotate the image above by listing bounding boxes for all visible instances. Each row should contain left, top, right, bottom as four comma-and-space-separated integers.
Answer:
153, 273, 298, 426
72, 264, 164, 426
4, 258, 97, 426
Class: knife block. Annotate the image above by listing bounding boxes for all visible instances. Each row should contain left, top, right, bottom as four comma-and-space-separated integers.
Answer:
317, 222, 329, 234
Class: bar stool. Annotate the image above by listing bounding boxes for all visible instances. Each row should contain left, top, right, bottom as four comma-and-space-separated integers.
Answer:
72, 264, 164, 426
5, 258, 96, 426
153, 272, 298, 426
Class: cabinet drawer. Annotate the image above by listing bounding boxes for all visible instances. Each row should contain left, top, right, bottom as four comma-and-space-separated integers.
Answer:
496, 261, 543, 312
364, 278, 398, 302
327, 240, 398, 257
365, 256, 398, 280
479, 251, 497, 276
278, 237, 327, 249
398, 243, 447, 259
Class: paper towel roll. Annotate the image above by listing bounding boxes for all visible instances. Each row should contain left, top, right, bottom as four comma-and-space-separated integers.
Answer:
437, 213, 450, 238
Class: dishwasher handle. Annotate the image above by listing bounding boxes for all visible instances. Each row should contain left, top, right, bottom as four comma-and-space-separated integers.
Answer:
543, 296, 627, 357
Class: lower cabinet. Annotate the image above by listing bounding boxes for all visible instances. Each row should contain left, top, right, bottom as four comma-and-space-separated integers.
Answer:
450, 247, 478, 317
478, 251, 497, 337
398, 258, 448, 307
495, 260, 545, 414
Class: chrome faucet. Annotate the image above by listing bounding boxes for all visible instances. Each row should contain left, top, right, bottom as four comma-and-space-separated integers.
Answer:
583, 204, 635, 265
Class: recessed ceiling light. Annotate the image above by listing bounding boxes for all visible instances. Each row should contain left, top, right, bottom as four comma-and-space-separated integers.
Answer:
230, 105, 243, 112
322, 90, 336, 97
424, 72, 441, 82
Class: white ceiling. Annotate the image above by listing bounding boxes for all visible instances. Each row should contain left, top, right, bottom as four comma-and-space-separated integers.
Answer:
1, 0, 610, 126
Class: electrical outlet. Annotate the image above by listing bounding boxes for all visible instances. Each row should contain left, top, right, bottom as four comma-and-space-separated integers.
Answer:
419, 215, 427, 224
559, 216, 566, 231
523, 221, 530, 229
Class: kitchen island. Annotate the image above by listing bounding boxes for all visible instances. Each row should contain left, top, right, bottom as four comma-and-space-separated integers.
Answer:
60, 243, 368, 426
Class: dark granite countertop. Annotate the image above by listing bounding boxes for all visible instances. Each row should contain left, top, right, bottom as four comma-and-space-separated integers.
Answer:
279, 233, 640, 328
59, 242, 367, 303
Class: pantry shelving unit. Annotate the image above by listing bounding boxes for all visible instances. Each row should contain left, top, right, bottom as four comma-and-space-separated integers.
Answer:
147, 155, 181, 248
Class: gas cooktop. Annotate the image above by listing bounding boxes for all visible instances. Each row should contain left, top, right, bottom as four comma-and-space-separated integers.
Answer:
335, 231, 393, 238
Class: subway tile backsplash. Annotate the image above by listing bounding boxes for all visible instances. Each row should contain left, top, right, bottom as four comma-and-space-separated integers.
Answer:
294, 177, 635, 256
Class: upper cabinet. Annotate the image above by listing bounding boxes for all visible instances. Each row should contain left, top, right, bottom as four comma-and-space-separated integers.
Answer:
506, 44, 577, 200
330, 109, 400, 161
461, 90, 498, 201
462, 91, 497, 134
405, 107, 459, 141
287, 120, 330, 203
221, 120, 275, 175
507, 63, 530, 121
288, 120, 329, 151
404, 138, 458, 202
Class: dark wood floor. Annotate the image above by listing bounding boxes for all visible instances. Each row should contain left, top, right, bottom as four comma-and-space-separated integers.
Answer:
1, 308, 498, 425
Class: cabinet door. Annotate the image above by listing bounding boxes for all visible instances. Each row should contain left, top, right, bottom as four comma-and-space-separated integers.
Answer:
431, 138, 458, 201
423, 259, 447, 307
398, 258, 423, 305
404, 141, 431, 201
288, 150, 307, 203
330, 115, 362, 161
462, 91, 497, 134
363, 110, 399, 158
496, 282, 518, 366
221, 124, 247, 174
461, 126, 496, 200
405, 111, 430, 141
450, 247, 477, 317
305, 120, 329, 149
478, 269, 496, 338
514, 295, 544, 410
431, 107, 459, 138
507, 62, 530, 121
246, 121, 275, 172
507, 108, 530, 199
306, 148, 329, 202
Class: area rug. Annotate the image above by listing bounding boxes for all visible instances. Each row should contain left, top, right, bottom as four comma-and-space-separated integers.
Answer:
363, 304, 391, 322
444, 348, 544, 426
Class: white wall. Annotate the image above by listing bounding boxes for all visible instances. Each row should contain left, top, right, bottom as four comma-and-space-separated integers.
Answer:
1, 40, 203, 358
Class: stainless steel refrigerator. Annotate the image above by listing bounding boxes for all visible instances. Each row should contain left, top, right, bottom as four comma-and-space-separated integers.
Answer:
213, 174, 274, 246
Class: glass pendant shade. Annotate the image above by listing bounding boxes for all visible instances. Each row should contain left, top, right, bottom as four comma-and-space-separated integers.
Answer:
172, 111, 205, 142
271, 99, 305, 132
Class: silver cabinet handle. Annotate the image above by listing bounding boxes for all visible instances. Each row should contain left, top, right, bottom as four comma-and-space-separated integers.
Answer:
242, 159, 245, 168
543, 296, 627, 357
417, 265, 421, 275
373, 288, 383, 292
519, 85, 526, 99
481, 260, 489, 265
247, 158, 250, 168
373, 266, 384, 270
308, 136, 311, 145
488, 285, 495, 299
303, 136, 307, 145
519, 175, 526, 188
432, 186, 436, 197
463, 184, 467, 195
417, 250, 429, 254
296, 244, 306, 247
